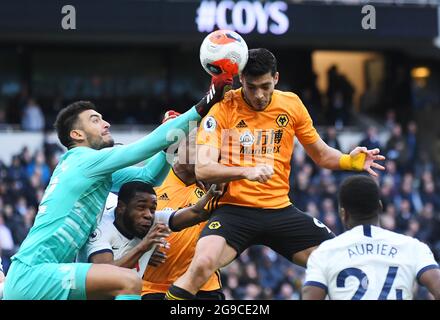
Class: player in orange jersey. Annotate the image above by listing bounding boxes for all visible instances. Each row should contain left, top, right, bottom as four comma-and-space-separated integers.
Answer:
166, 48, 385, 300
141, 121, 223, 300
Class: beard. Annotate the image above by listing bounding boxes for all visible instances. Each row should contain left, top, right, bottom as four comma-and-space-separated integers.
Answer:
89, 135, 115, 150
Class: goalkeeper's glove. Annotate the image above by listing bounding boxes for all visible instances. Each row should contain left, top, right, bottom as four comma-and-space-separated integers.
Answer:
195, 73, 233, 117
162, 110, 181, 123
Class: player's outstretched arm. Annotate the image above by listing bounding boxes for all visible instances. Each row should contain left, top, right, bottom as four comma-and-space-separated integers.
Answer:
110, 108, 205, 191
89, 224, 171, 269
302, 137, 386, 177
111, 151, 170, 192
169, 184, 222, 231
83, 75, 232, 177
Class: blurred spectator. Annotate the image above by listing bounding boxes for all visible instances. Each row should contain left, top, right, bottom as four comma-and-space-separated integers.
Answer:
323, 126, 341, 151
321, 197, 342, 234
19, 147, 33, 168
21, 98, 45, 131
385, 109, 397, 132
3, 203, 28, 246
243, 283, 263, 300
306, 201, 320, 219
395, 199, 414, 233
405, 121, 419, 170
360, 126, 382, 151
0, 214, 15, 273
420, 178, 440, 210
26, 151, 51, 186
396, 173, 423, 213
276, 283, 300, 300
43, 131, 64, 165
326, 65, 354, 129
380, 203, 397, 231
300, 87, 320, 123
386, 123, 409, 172
7, 155, 27, 183
380, 177, 396, 210
405, 218, 422, 239
417, 203, 435, 242
381, 159, 402, 193
258, 247, 284, 291
292, 171, 311, 211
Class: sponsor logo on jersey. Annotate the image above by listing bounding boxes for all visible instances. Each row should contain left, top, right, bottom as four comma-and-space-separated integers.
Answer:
158, 193, 170, 201
208, 221, 221, 230
276, 114, 289, 127
239, 131, 255, 146
195, 188, 205, 198
236, 119, 248, 128
240, 145, 281, 155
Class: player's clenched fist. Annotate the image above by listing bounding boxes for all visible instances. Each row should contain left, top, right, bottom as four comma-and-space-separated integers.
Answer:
244, 164, 274, 183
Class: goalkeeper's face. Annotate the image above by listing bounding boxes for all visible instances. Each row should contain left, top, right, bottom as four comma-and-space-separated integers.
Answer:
240, 72, 279, 111
77, 110, 115, 149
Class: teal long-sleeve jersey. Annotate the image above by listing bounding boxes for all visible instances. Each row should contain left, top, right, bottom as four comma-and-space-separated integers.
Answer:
13, 107, 200, 265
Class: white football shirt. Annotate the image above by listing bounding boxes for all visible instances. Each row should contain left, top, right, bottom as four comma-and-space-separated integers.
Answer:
78, 194, 173, 277
304, 225, 439, 300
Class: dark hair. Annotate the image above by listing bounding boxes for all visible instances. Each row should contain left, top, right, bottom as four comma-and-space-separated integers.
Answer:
54, 101, 97, 148
242, 48, 277, 77
118, 181, 156, 205
339, 175, 381, 221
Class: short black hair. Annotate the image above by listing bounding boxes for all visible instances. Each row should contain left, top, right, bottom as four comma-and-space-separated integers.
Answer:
118, 181, 156, 205
242, 48, 277, 77
339, 175, 381, 221
54, 101, 97, 149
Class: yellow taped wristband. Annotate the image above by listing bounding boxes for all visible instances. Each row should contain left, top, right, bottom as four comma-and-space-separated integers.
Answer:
339, 153, 366, 171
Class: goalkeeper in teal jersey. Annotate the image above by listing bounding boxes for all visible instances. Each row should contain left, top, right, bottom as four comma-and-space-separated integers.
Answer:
3, 74, 232, 300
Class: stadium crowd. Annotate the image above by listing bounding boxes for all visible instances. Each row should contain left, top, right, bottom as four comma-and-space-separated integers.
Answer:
0, 116, 438, 299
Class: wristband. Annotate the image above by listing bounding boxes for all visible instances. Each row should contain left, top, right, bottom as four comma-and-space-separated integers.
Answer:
339, 153, 366, 171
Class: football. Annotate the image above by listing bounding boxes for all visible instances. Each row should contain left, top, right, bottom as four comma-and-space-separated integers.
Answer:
199, 29, 249, 77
